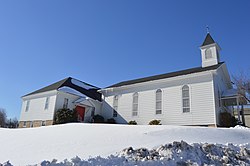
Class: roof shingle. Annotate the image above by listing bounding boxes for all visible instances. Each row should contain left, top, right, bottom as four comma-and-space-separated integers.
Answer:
23, 77, 102, 101
201, 33, 216, 46
106, 62, 224, 88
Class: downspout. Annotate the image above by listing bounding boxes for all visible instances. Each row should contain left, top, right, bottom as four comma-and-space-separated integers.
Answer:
236, 97, 240, 121
212, 72, 218, 127
241, 105, 245, 125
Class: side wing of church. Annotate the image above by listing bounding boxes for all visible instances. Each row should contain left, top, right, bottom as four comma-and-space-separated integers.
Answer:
99, 33, 237, 127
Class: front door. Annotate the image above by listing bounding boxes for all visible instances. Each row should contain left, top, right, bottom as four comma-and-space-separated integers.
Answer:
75, 106, 85, 122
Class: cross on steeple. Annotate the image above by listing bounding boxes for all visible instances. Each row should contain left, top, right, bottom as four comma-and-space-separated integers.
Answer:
206, 25, 210, 34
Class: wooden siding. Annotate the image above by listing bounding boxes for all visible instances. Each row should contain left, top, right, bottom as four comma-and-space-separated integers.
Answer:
54, 91, 80, 111
19, 91, 57, 121
20, 90, 82, 122
212, 64, 233, 125
102, 72, 216, 125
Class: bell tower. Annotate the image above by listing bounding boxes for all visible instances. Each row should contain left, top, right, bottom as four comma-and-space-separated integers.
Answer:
200, 33, 221, 68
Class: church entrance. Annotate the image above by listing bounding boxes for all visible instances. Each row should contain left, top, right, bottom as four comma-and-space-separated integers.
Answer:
75, 106, 85, 122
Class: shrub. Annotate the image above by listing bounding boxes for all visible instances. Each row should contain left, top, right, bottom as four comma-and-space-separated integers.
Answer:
231, 116, 238, 127
148, 119, 161, 125
220, 112, 234, 127
54, 108, 77, 124
128, 120, 137, 125
107, 118, 116, 124
93, 114, 105, 123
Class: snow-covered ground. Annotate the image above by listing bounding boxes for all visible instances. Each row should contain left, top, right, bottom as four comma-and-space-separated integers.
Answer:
0, 124, 249, 165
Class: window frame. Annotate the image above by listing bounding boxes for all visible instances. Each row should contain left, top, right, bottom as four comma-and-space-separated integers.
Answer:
30, 121, 33, 128
41, 121, 46, 126
25, 100, 30, 112
182, 85, 190, 113
44, 97, 50, 110
155, 89, 162, 115
63, 98, 69, 109
113, 95, 118, 117
205, 48, 212, 59
132, 92, 138, 116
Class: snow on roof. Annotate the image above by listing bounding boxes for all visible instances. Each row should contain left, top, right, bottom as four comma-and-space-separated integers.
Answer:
58, 86, 86, 97
71, 78, 97, 90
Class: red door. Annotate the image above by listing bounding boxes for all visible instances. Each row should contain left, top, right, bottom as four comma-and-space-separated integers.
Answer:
75, 106, 85, 122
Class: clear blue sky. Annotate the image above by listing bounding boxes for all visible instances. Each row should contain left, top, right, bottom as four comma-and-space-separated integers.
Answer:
0, 1, 250, 119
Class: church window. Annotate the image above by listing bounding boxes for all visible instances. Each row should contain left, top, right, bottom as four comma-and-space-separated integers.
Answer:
44, 97, 50, 110
132, 92, 138, 116
205, 48, 212, 59
63, 98, 68, 109
182, 85, 190, 113
113, 95, 118, 117
25, 100, 30, 112
156, 89, 162, 114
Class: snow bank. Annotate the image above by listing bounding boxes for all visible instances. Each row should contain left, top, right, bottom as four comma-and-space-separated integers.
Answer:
2, 141, 249, 166
0, 124, 250, 165
231, 125, 250, 130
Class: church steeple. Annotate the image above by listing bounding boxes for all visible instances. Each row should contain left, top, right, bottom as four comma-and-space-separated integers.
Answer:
201, 33, 215, 46
200, 33, 221, 68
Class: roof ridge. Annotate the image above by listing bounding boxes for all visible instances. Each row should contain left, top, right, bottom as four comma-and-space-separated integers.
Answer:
105, 62, 224, 88
22, 77, 71, 97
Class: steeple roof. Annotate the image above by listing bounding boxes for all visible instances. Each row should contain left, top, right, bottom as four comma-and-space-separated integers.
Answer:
201, 33, 215, 46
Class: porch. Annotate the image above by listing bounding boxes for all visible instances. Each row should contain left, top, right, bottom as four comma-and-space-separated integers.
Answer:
221, 89, 248, 126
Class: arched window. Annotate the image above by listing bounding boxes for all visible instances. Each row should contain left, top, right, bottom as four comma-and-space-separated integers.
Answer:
156, 89, 162, 114
132, 92, 138, 116
113, 95, 118, 117
205, 48, 212, 59
182, 85, 190, 113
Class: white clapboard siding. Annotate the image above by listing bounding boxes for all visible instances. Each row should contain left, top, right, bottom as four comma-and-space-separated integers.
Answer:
20, 90, 82, 122
212, 64, 233, 125
20, 91, 57, 121
102, 71, 217, 125
54, 91, 80, 111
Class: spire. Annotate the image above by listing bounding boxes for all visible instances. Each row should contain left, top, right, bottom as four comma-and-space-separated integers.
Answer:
201, 33, 215, 47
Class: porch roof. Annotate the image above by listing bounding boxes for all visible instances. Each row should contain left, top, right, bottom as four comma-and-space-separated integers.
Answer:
221, 89, 248, 106
74, 97, 94, 107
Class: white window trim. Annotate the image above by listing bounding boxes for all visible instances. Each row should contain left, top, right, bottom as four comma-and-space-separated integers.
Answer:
25, 100, 30, 112
181, 85, 191, 113
63, 98, 69, 109
41, 121, 46, 126
155, 89, 163, 115
30, 121, 33, 128
113, 95, 118, 117
205, 48, 213, 59
44, 97, 50, 110
132, 92, 139, 116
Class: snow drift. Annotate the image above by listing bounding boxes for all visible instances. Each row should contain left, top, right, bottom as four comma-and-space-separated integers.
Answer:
0, 124, 249, 165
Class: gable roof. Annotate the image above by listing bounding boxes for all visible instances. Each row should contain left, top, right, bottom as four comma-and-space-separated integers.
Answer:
201, 33, 216, 46
23, 77, 102, 101
106, 62, 224, 88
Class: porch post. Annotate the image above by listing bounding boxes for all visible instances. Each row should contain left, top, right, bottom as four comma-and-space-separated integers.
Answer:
236, 97, 240, 121
241, 105, 245, 126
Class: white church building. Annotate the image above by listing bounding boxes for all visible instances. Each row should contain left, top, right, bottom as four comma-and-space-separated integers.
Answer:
19, 33, 246, 127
